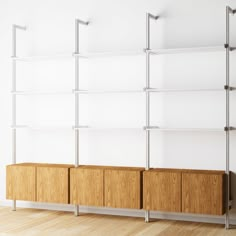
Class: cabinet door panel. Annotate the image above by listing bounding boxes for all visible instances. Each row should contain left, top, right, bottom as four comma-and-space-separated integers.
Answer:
37, 167, 69, 204
182, 172, 225, 215
104, 169, 142, 209
143, 170, 181, 212
70, 168, 104, 207
6, 165, 36, 201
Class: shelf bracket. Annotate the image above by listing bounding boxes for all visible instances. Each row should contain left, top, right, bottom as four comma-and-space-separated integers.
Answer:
224, 85, 236, 91
228, 7, 236, 14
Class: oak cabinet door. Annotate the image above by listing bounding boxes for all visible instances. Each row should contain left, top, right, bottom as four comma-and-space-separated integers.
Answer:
143, 170, 181, 212
6, 164, 36, 201
104, 168, 143, 209
70, 167, 104, 207
182, 171, 225, 215
37, 166, 70, 204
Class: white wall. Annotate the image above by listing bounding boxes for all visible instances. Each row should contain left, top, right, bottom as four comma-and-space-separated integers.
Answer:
1, 0, 236, 223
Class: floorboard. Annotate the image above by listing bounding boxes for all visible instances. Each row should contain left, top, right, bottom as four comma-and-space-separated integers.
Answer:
0, 207, 235, 236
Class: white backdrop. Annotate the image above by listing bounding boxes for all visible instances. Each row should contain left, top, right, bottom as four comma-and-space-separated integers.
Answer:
1, 0, 236, 223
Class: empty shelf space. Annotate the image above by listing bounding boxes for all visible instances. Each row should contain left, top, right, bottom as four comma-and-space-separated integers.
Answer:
146, 46, 225, 55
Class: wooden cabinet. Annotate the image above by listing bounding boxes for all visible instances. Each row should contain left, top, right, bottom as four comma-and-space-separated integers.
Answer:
6, 164, 36, 201
37, 164, 73, 204
143, 169, 181, 212
104, 167, 144, 209
143, 168, 226, 215
6, 163, 72, 204
70, 167, 104, 207
182, 170, 226, 215
6, 163, 226, 216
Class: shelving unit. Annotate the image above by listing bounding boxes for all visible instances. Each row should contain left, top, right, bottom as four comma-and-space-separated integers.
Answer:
8, 6, 236, 229
143, 6, 236, 229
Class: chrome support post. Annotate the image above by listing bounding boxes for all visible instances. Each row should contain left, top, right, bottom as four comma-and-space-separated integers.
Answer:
12, 24, 26, 211
225, 6, 231, 230
145, 13, 158, 223
74, 18, 89, 216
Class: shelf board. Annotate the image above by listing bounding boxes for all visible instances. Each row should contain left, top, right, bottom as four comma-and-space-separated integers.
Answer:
11, 51, 144, 61
11, 53, 86, 61
145, 126, 226, 132
147, 46, 224, 55
11, 125, 236, 132
12, 87, 235, 95
74, 50, 144, 58
11, 90, 73, 95
73, 126, 143, 130
11, 46, 227, 61
73, 89, 144, 94
145, 88, 225, 93
11, 125, 73, 130
11, 89, 143, 95
11, 125, 143, 130
12, 87, 236, 95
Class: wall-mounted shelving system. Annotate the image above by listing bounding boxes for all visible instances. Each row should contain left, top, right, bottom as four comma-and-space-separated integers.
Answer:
10, 6, 236, 229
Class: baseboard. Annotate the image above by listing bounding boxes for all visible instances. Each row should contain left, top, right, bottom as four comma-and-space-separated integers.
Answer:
1, 200, 236, 225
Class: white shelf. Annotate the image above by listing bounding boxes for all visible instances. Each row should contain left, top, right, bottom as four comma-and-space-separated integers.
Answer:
11, 90, 73, 95
12, 87, 234, 96
11, 125, 144, 130
11, 46, 226, 61
145, 126, 226, 132
74, 50, 144, 58
147, 46, 224, 55
11, 125, 73, 130
11, 53, 83, 61
11, 50, 144, 61
145, 88, 225, 93
73, 89, 144, 94
73, 126, 143, 130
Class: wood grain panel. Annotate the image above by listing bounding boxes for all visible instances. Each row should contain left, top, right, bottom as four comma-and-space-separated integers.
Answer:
70, 168, 104, 206
104, 169, 142, 209
143, 170, 181, 212
182, 172, 225, 215
37, 166, 70, 204
6, 165, 36, 201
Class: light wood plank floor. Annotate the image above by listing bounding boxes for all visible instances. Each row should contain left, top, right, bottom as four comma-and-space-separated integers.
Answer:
0, 207, 235, 236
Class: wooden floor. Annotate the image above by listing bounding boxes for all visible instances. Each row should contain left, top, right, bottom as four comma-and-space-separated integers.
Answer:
0, 207, 235, 236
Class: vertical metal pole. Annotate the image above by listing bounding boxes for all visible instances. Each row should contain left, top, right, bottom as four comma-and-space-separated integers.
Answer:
145, 13, 150, 223
12, 25, 17, 211
74, 19, 80, 216
225, 6, 230, 230
74, 18, 88, 216
146, 13, 150, 171
145, 13, 158, 223
11, 24, 26, 211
